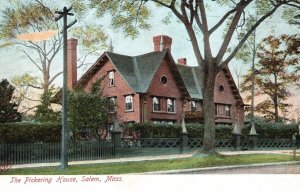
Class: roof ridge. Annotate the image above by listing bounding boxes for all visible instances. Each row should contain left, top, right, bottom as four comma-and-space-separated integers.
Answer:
132, 57, 142, 91
191, 67, 203, 99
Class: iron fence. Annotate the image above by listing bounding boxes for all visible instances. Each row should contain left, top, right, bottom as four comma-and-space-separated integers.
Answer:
0, 140, 114, 165
121, 138, 180, 148
0, 138, 296, 165
258, 139, 295, 148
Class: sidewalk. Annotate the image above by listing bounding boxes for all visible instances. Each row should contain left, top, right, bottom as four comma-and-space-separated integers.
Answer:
10, 149, 299, 169
11, 153, 194, 169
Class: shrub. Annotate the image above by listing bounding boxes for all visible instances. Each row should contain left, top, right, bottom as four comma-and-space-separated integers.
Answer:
124, 123, 234, 138
242, 121, 298, 139
0, 122, 61, 143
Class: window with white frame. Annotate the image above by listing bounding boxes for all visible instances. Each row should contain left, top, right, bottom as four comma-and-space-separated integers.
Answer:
153, 97, 161, 111
215, 104, 231, 117
108, 71, 115, 86
125, 95, 133, 111
167, 98, 175, 113
190, 101, 196, 112
225, 105, 231, 117
153, 120, 175, 124
108, 97, 116, 112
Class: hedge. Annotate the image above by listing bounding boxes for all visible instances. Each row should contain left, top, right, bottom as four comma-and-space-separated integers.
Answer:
125, 122, 299, 139
0, 122, 61, 143
1, 121, 298, 143
242, 121, 298, 139
124, 123, 234, 139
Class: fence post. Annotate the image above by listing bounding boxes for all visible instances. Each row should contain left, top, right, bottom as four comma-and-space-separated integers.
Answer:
232, 133, 241, 151
232, 122, 241, 151
248, 123, 258, 150
180, 115, 189, 153
111, 121, 122, 157
180, 132, 189, 153
248, 134, 258, 150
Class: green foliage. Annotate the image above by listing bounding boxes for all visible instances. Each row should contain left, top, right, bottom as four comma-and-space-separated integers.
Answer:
0, 1, 55, 39
124, 123, 234, 139
0, 122, 61, 143
68, 80, 110, 139
127, 121, 298, 139
241, 34, 300, 122
71, 0, 151, 38
34, 88, 60, 123
242, 120, 298, 139
0, 79, 22, 123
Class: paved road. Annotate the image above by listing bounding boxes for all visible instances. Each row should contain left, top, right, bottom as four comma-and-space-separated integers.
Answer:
186, 164, 300, 174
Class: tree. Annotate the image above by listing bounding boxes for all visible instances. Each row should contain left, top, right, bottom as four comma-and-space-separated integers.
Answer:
0, 79, 22, 123
71, 0, 300, 153
10, 73, 41, 114
68, 79, 111, 140
34, 87, 61, 123
0, 0, 108, 113
241, 34, 300, 122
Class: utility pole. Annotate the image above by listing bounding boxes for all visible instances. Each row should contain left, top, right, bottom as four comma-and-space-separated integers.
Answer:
250, 22, 257, 136
55, 6, 77, 170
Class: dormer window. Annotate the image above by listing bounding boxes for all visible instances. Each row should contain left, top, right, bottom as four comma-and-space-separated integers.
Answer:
108, 71, 115, 86
190, 101, 196, 112
125, 95, 133, 111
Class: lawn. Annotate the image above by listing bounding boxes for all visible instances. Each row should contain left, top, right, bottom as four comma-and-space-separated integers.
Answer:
2, 154, 299, 175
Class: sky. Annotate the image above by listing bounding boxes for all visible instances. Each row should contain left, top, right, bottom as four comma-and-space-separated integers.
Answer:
0, 0, 299, 116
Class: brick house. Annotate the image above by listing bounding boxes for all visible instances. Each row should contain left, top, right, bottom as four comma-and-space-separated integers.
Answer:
65, 35, 244, 136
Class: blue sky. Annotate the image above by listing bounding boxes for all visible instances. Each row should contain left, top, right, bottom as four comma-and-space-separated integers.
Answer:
0, 1, 298, 93
0, 1, 299, 119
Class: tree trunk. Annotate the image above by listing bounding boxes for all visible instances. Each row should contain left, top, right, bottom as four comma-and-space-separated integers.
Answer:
43, 73, 50, 95
201, 62, 217, 153
274, 74, 279, 122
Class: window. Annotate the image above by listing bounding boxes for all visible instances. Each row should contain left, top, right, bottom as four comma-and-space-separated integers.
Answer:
219, 85, 224, 92
106, 124, 114, 140
125, 95, 133, 111
153, 120, 175, 124
108, 71, 115, 86
153, 97, 161, 111
190, 101, 196, 112
167, 98, 175, 113
225, 105, 230, 117
108, 97, 116, 112
215, 104, 231, 117
160, 76, 168, 86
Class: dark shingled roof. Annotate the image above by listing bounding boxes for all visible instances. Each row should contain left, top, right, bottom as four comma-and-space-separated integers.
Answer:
106, 50, 168, 93
176, 64, 203, 99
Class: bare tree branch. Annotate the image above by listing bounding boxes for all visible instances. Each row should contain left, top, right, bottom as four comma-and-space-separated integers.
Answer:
222, 2, 282, 68
209, 8, 237, 35
23, 50, 43, 72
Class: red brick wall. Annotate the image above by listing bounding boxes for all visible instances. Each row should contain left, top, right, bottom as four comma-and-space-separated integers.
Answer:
144, 59, 184, 123
214, 71, 244, 128
84, 59, 141, 123
153, 35, 172, 52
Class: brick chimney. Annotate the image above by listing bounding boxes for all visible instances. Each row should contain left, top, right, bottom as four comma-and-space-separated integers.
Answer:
153, 35, 172, 52
67, 38, 78, 89
178, 58, 187, 65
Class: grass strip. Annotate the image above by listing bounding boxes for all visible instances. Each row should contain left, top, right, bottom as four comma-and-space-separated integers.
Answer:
2, 154, 299, 175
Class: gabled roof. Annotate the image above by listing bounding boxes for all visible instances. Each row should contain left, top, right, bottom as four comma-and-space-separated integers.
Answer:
76, 50, 189, 97
177, 64, 244, 105
106, 50, 167, 93
176, 64, 203, 99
